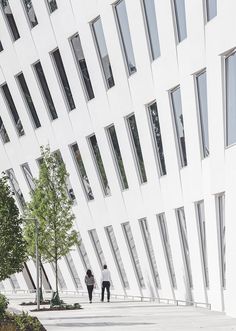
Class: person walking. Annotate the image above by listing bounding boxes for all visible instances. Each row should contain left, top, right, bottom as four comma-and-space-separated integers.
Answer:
101, 265, 111, 302
85, 269, 95, 303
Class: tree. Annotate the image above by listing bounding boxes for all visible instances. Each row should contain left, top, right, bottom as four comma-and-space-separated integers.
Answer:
23, 146, 78, 302
0, 175, 27, 281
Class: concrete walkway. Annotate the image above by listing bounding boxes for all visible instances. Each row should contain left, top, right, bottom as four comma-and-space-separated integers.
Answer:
7, 294, 236, 331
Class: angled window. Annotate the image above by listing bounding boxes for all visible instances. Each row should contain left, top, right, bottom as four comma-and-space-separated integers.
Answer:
92, 17, 115, 89
216, 193, 225, 289
107, 125, 128, 190
51, 48, 75, 111
205, 0, 217, 21
70, 33, 95, 101
170, 86, 187, 167
5, 168, 25, 209
40, 263, 52, 290
148, 102, 166, 176
21, 163, 35, 191
122, 222, 145, 288
22, 262, 36, 291
0, 41, 3, 52
225, 51, 236, 146
0, 0, 20, 41
46, 0, 57, 13
142, 0, 160, 60
176, 207, 193, 289
33, 61, 58, 120
77, 232, 92, 271
172, 0, 187, 43
0, 116, 10, 143
89, 229, 106, 268
1, 83, 25, 136
22, 0, 38, 28
16, 73, 41, 129
51, 263, 67, 290
9, 275, 20, 289
139, 218, 161, 288
195, 70, 209, 158
65, 253, 82, 289
127, 114, 147, 183
114, 0, 136, 75
88, 134, 110, 196
157, 213, 177, 288
71, 143, 94, 201
105, 225, 129, 289
195, 200, 209, 288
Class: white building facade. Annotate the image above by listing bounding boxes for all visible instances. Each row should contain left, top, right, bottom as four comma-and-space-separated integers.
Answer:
1, 0, 236, 317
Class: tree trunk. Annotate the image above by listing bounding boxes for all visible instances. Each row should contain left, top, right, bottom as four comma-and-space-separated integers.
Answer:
39, 257, 44, 302
55, 259, 58, 296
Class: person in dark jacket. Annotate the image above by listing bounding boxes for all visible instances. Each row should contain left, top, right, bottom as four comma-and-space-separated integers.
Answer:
85, 269, 95, 303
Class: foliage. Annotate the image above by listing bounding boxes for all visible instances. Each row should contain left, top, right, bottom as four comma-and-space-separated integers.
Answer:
0, 175, 27, 282
0, 294, 8, 320
50, 292, 64, 307
14, 312, 43, 331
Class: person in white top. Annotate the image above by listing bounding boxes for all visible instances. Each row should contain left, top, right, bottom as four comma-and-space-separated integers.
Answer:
101, 265, 111, 302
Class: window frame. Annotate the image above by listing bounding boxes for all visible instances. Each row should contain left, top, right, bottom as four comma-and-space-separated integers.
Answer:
21, 0, 38, 29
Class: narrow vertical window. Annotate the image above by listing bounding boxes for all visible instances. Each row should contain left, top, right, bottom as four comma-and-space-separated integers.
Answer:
9, 275, 20, 289
142, 0, 160, 60
157, 213, 177, 288
51, 48, 75, 111
0, 41, 3, 52
122, 222, 145, 288
22, 0, 38, 28
172, 0, 187, 43
195, 70, 209, 157
5, 168, 25, 209
176, 207, 193, 288
1, 83, 25, 136
92, 17, 115, 89
114, 0, 136, 75
22, 263, 36, 291
206, 0, 217, 21
89, 229, 106, 268
77, 232, 92, 271
51, 263, 67, 289
0, 0, 20, 41
70, 34, 95, 101
170, 86, 187, 167
65, 253, 82, 289
21, 163, 35, 191
139, 218, 161, 288
47, 0, 57, 13
88, 134, 110, 196
196, 200, 209, 288
148, 102, 166, 176
71, 143, 94, 201
105, 225, 129, 288
225, 51, 236, 146
16, 73, 41, 129
33, 61, 58, 120
216, 193, 225, 289
41, 263, 52, 290
107, 125, 128, 190
127, 114, 147, 183
0, 116, 10, 143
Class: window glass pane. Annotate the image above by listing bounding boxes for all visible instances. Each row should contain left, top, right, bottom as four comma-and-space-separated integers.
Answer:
0, 41, 4, 52
9, 275, 20, 289
5, 168, 25, 209
65, 253, 82, 289
196, 201, 209, 288
139, 218, 161, 288
77, 232, 92, 271
107, 125, 128, 190
226, 52, 236, 146
105, 225, 129, 288
127, 114, 147, 183
21, 163, 35, 191
71, 34, 94, 101
89, 134, 110, 196
89, 229, 106, 268
216, 193, 225, 288
22, 262, 36, 290
47, 0, 57, 13
173, 0, 187, 42
115, 0, 136, 75
51, 263, 67, 289
176, 207, 193, 288
1, 83, 25, 136
51, 48, 75, 111
143, 0, 160, 60
1, 0, 20, 41
170, 87, 187, 167
157, 213, 177, 288
17, 73, 41, 129
0, 116, 10, 143
23, 0, 38, 28
148, 102, 166, 176
206, 0, 217, 21
34, 61, 58, 120
122, 222, 145, 288
71, 143, 94, 200
92, 17, 115, 89
196, 71, 209, 157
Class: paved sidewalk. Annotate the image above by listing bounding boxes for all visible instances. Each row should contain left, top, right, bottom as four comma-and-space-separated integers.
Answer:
7, 294, 236, 331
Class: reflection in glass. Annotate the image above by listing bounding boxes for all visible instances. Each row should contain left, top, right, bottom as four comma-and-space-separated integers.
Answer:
47, 0, 57, 13
226, 52, 236, 146
216, 194, 225, 288
89, 229, 106, 268
65, 253, 82, 289
1, 0, 20, 41
92, 17, 115, 89
23, 0, 38, 28
206, 0, 217, 21
0, 116, 10, 143
21, 163, 35, 191
115, 0, 136, 75
173, 0, 187, 42
77, 232, 92, 271
6, 168, 26, 209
